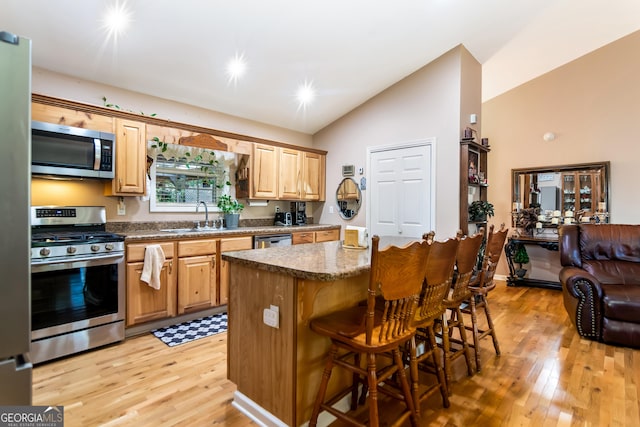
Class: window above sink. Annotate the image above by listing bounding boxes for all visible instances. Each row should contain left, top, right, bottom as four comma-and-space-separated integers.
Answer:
147, 141, 240, 213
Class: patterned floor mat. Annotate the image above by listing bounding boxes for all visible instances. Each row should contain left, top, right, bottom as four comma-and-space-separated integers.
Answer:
151, 313, 228, 346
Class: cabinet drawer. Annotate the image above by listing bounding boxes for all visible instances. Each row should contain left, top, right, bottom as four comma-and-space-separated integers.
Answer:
292, 232, 314, 245
221, 236, 253, 252
315, 229, 340, 242
178, 239, 217, 257
127, 242, 175, 262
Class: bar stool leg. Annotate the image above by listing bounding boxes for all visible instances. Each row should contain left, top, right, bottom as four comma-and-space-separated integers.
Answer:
483, 296, 501, 356
366, 352, 379, 427
453, 307, 475, 377
469, 296, 482, 371
309, 344, 337, 427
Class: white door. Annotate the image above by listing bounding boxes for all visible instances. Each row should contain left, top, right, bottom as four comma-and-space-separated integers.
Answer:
368, 141, 434, 239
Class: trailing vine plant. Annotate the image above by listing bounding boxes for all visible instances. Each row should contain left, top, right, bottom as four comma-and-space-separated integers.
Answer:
102, 96, 158, 117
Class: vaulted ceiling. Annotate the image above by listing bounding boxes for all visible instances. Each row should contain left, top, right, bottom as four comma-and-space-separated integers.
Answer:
2, 1, 639, 134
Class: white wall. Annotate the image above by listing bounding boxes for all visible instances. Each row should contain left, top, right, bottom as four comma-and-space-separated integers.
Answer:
313, 46, 482, 239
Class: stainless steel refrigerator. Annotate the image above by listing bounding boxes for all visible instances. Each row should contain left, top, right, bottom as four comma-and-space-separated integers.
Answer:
0, 30, 32, 404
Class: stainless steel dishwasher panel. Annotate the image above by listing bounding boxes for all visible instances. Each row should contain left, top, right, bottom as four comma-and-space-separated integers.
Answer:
253, 234, 292, 249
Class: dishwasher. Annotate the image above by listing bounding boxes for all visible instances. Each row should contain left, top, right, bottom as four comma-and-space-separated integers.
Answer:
253, 233, 292, 249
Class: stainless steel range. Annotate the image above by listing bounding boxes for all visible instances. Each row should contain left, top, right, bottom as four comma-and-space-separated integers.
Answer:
30, 206, 125, 364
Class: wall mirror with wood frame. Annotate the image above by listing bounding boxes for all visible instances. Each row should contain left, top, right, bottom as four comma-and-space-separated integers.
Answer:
336, 177, 361, 220
511, 161, 610, 225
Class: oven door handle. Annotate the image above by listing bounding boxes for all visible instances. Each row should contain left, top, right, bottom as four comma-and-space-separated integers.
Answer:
31, 253, 124, 272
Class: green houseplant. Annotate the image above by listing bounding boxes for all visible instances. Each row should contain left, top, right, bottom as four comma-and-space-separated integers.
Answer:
468, 200, 495, 222
513, 244, 530, 278
217, 194, 244, 229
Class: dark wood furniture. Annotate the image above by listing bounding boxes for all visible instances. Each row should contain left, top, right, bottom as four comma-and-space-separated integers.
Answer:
463, 224, 508, 371
460, 140, 490, 235
308, 235, 428, 427
504, 235, 560, 290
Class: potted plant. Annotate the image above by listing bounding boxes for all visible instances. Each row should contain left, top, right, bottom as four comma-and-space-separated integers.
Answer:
513, 244, 530, 278
217, 194, 244, 229
468, 200, 494, 222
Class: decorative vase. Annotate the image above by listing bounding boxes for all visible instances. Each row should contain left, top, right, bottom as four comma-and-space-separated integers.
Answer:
224, 213, 240, 229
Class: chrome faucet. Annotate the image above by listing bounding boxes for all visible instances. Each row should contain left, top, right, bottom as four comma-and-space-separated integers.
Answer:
196, 201, 209, 228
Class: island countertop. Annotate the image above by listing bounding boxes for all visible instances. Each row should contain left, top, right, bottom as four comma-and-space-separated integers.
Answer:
222, 236, 420, 281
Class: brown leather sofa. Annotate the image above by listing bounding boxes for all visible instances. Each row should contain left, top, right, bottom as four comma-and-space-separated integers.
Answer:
559, 224, 640, 348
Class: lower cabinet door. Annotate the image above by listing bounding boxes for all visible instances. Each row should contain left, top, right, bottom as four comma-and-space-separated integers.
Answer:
177, 255, 216, 314
126, 260, 176, 326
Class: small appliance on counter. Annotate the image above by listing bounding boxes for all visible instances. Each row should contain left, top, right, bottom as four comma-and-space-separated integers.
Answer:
291, 201, 307, 226
274, 212, 292, 226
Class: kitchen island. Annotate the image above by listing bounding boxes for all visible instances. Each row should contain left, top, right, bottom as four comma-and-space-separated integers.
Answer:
222, 237, 417, 427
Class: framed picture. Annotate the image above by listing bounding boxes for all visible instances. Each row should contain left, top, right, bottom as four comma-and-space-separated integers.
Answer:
468, 149, 479, 183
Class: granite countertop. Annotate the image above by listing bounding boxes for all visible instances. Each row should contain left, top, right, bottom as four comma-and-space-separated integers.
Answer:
118, 223, 340, 242
222, 236, 422, 281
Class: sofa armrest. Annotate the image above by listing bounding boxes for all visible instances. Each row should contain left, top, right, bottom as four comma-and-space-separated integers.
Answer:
559, 267, 604, 340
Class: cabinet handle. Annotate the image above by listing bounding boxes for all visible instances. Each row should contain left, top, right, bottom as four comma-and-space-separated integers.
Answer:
168, 260, 172, 274
212, 257, 216, 269
118, 178, 123, 191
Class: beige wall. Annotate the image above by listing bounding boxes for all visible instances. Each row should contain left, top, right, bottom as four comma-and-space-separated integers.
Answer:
483, 30, 640, 279
313, 45, 482, 239
31, 68, 312, 222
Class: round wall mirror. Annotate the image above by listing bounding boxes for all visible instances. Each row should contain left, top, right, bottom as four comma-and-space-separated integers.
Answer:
336, 178, 361, 220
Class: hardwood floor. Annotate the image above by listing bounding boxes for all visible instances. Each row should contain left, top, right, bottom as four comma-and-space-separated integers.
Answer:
33, 282, 640, 426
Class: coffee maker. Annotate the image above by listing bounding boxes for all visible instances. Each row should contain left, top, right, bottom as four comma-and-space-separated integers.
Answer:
291, 202, 307, 225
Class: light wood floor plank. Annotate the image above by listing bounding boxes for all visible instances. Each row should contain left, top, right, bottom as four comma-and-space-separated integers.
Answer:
33, 282, 640, 426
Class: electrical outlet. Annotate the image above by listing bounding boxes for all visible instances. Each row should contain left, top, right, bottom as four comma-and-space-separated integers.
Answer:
275, 206, 280, 213
117, 197, 126, 215
263, 307, 279, 328
329, 206, 334, 214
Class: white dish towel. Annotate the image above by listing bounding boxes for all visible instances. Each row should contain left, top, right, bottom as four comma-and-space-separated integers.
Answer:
140, 244, 166, 290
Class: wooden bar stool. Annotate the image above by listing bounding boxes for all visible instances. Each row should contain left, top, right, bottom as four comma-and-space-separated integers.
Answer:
409, 233, 459, 413
435, 230, 484, 391
308, 235, 429, 427
462, 223, 508, 371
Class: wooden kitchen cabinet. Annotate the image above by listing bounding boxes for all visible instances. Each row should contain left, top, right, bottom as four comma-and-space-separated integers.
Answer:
126, 241, 177, 326
292, 229, 340, 244
219, 236, 253, 305
279, 147, 302, 199
314, 229, 340, 242
105, 118, 147, 196
31, 102, 114, 133
301, 151, 325, 201
177, 239, 217, 314
251, 143, 279, 199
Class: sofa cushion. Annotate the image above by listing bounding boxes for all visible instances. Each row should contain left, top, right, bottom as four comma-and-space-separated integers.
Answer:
582, 260, 640, 285
580, 224, 640, 262
602, 284, 640, 322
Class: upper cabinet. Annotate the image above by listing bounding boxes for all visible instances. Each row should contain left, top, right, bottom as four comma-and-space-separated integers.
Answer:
31, 103, 113, 133
252, 143, 279, 199
301, 151, 325, 201
243, 144, 326, 201
105, 118, 147, 196
279, 147, 301, 199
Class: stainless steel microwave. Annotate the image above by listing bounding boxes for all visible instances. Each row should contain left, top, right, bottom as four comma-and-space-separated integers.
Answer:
31, 120, 115, 179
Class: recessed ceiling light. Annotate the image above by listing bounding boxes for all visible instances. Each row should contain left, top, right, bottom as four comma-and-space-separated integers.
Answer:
296, 81, 316, 108
103, 0, 131, 42
226, 53, 247, 84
